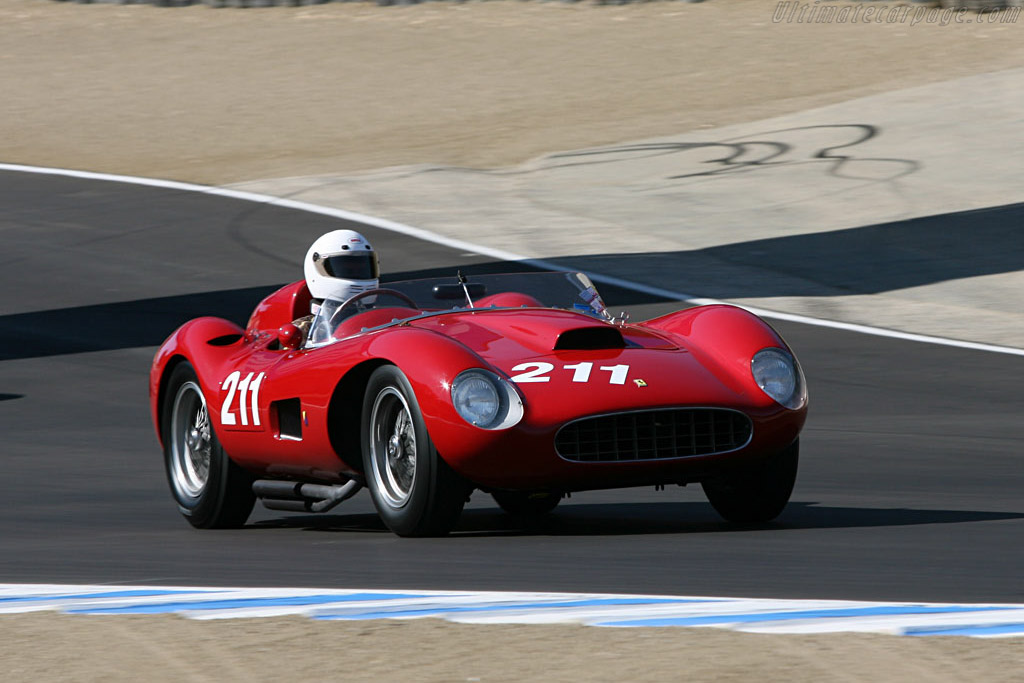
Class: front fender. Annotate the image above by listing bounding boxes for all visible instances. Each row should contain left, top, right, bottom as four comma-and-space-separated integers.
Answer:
363, 327, 515, 472
643, 305, 795, 389
364, 326, 492, 420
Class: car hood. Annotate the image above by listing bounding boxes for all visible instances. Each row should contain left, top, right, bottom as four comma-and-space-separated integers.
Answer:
408, 309, 674, 355
408, 309, 767, 415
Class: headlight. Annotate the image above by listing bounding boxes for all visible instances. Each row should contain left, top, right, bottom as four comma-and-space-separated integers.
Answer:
751, 348, 806, 410
451, 369, 524, 430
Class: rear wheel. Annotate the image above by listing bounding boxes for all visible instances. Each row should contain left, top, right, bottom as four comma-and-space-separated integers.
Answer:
492, 491, 561, 517
362, 365, 468, 537
162, 362, 255, 528
702, 439, 799, 524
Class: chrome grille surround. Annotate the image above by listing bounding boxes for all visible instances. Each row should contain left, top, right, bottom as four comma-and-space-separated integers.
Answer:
554, 408, 753, 463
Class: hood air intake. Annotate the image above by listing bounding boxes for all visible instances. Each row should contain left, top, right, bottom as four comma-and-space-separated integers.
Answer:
553, 326, 626, 351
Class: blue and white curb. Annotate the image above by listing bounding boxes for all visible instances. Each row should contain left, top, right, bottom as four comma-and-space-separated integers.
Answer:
2, 585, 1024, 638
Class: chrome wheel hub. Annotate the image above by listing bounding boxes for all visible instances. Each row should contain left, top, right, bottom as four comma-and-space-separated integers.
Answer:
370, 387, 417, 509
170, 381, 212, 500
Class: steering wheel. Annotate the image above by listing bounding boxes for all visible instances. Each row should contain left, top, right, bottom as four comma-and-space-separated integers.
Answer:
326, 288, 420, 330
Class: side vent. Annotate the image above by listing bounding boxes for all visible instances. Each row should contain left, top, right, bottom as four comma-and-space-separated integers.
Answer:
554, 326, 625, 351
274, 398, 302, 440
207, 334, 243, 346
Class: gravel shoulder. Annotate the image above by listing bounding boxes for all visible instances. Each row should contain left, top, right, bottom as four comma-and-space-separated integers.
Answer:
4, 612, 1024, 682
4, 0, 1024, 184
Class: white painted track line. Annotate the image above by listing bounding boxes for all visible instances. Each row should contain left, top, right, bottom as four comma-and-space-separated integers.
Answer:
2, 162, 1021, 357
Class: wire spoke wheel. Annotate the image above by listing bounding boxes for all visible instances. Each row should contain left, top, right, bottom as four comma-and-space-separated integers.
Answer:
170, 381, 212, 499
370, 386, 418, 508
362, 366, 469, 536
161, 362, 255, 529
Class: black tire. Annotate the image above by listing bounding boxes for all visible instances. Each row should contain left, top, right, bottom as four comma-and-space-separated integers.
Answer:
361, 365, 468, 537
492, 491, 561, 517
702, 439, 799, 524
162, 362, 255, 529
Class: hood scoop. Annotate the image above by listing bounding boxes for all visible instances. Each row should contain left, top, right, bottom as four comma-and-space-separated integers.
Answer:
554, 326, 626, 351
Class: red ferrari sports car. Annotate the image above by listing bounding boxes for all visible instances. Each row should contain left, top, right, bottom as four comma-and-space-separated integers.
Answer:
150, 271, 807, 536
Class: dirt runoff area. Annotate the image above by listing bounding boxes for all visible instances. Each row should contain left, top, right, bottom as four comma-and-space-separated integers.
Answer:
3, 611, 1024, 682
3, 0, 1024, 184
5, 0, 1024, 679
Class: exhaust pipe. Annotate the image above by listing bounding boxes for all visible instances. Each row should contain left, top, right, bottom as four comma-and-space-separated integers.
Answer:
253, 479, 362, 513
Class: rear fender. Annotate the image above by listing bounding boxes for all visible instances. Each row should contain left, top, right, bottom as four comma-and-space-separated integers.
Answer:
149, 316, 245, 446
245, 280, 311, 335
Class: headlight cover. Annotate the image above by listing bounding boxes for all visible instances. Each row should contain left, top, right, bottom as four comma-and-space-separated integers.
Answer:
751, 348, 807, 410
451, 369, 524, 430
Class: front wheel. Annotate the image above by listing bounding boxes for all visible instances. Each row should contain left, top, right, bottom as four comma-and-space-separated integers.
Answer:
702, 439, 799, 524
492, 491, 561, 518
362, 365, 468, 537
162, 362, 255, 528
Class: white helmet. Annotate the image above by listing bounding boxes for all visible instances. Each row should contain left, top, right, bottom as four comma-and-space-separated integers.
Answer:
304, 230, 379, 301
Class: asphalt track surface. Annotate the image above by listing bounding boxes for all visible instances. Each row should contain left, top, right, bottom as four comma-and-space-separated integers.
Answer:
1, 170, 1022, 605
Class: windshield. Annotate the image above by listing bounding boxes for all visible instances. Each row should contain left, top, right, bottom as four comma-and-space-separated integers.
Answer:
304, 271, 610, 348
387, 272, 608, 316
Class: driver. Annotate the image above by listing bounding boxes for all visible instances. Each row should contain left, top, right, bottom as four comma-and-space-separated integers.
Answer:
299, 229, 380, 346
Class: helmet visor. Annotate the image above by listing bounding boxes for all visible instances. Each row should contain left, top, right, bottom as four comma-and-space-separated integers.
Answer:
322, 253, 379, 280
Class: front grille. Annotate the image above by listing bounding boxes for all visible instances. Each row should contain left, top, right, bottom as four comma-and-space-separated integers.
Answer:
555, 409, 752, 462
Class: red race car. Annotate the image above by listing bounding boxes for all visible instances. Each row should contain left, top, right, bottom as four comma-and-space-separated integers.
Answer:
150, 271, 807, 536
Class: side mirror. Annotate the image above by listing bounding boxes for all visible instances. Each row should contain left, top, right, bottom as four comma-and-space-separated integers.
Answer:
278, 323, 302, 351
